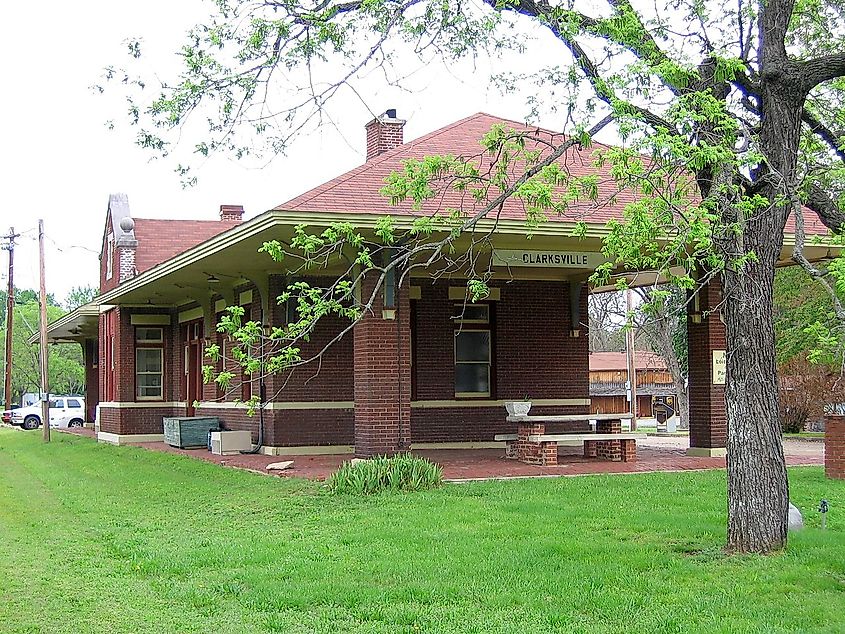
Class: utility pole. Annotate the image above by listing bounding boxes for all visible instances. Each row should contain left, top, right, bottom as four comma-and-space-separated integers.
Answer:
38, 220, 50, 443
625, 288, 638, 431
2, 227, 19, 413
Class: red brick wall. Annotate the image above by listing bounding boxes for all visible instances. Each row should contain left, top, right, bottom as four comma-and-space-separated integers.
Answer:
102, 277, 594, 447
266, 276, 354, 402
411, 280, 590, 442
825, 415, 845, 479
687, 279, 727, 448
411, 405, 589, 443
98, 406, 182, 435
353, 269, 411, 456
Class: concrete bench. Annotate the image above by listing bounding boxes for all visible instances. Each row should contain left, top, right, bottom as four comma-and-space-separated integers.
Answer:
500, 413, 639, 466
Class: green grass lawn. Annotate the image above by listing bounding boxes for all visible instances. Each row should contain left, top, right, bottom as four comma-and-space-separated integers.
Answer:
1, 429, 843, 634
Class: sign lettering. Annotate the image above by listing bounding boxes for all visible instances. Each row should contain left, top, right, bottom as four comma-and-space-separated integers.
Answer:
492, 249, 606, 270
712, 350, 726, 385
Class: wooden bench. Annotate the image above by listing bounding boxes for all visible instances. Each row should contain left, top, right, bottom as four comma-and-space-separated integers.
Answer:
498, 413, 640, 466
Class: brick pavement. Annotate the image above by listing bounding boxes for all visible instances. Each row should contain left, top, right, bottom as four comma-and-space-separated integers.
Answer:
56, 427, 823, 482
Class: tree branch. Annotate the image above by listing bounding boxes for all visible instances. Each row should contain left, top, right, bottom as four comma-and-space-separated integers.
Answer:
804, 182, 845, 233
799, 52, 845, 93
801, 108, 845, 163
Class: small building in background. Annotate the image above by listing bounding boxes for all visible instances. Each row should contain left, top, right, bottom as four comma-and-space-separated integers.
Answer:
589, 351, 676, 418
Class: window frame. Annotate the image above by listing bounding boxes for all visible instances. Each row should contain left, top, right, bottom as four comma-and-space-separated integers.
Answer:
453, 303, 494, 399
105, 233, 114, 280
135, 327, 164, 401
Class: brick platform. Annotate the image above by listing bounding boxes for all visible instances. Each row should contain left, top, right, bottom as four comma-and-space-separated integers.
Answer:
57, 427, 823, 481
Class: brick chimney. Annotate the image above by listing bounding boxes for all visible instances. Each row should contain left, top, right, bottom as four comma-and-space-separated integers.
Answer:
115, 216, 138, 283
365, 109, 405, 160
220, 204, 244, 222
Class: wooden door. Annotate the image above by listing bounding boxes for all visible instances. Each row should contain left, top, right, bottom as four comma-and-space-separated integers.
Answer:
184, 321, 204, 416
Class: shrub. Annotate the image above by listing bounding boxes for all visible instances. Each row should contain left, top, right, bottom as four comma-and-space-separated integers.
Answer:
327, 454, 443, 495
778, 355, 838, 434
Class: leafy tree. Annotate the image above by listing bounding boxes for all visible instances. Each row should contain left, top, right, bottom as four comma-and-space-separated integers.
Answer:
108, 0, 845, 553
774, 265, 844, 366
0, 289, 59, 328
64, 285, 98, 312
0, 298, 84, 405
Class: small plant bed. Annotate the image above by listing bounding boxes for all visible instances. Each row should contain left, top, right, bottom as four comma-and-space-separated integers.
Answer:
327, 454, 443, 494
1, 428, 843, 633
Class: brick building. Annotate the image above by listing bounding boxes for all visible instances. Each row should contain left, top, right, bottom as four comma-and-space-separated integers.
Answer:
44, 111, 832, 458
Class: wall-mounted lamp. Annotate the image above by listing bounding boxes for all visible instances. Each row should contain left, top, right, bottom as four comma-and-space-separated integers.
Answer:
207, 274, 220, 284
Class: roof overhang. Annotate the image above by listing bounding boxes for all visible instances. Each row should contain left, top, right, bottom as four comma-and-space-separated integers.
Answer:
93, 206, 843, 307
94, 208, 618, 306
28, 302, 100, 345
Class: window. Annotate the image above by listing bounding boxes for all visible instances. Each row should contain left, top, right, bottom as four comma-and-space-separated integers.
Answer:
67, 399, 81, 408
454, 304, 492, 397
49, 399, 63, 409
136, 327, 164, 400
105, 234, 114, 280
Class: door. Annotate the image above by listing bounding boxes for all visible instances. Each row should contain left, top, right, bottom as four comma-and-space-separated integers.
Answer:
184, 321, 204, 416
49, 398, 69, 427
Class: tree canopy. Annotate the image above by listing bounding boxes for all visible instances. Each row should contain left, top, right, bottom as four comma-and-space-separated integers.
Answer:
1, 294, 84, 404
107, 0, 845, 553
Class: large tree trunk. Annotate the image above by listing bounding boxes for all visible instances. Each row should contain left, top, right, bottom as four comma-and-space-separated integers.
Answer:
720, 12, 805, 549
722, 253, 789, 553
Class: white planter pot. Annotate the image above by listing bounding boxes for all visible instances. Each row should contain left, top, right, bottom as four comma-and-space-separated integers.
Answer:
505, 401, 532, 416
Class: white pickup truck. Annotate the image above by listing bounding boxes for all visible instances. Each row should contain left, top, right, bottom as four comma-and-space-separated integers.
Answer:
9, 396, 86, 430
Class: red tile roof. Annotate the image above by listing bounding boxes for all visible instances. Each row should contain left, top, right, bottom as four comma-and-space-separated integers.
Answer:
133, 219, 241, 273
275, 112, 829, 236
589, 351, 667, 372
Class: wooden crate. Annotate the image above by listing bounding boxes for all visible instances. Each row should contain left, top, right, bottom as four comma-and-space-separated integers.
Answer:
163, 417, 219, 449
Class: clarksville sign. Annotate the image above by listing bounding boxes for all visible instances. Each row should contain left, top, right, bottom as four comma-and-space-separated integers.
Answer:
492, 249, 607, 269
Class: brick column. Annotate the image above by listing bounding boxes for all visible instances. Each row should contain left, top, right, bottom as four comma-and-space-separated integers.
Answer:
596, 418, 622, 461
825, 415, 845, 479
515, 421, 555, 465
353, 268, 411, 457
687, 278, 727, 457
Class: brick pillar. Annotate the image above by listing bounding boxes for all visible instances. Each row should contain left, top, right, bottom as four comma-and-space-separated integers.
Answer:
825, 415, 845, 479
687, 278, 727, 457
596, 418, 622, 461
516, 421, 550, 465
353, 268, 411, 457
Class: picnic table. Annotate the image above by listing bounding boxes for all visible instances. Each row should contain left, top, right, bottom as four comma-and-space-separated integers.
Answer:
495, 413, 645, 466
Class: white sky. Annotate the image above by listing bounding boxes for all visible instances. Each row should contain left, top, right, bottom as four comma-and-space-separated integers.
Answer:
0, 0, 587, 304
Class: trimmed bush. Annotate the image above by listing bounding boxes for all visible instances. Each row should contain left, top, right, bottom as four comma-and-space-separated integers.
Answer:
327, 454, 443, 495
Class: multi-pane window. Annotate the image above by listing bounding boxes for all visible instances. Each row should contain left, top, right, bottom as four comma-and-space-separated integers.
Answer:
136, 327, 163, 400
454, 304, 492, 397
